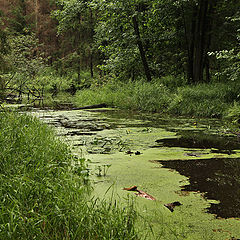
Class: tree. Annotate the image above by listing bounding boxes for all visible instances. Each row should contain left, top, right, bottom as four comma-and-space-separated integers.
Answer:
208, 11, 240, 82
8, 0, 29, 34
93, 0, 152, 81
178, 0, 240, 83
0, 10, 10, 94
52, 0, 96, 82
1, 0, 239, 87
3, 33, 45, 101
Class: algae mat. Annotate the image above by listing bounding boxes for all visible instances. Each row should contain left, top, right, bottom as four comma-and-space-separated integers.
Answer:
34, 109, 240, 240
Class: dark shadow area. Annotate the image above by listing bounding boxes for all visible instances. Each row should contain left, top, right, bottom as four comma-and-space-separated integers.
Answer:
157, 158, 240, 218
155, 132, 240, 150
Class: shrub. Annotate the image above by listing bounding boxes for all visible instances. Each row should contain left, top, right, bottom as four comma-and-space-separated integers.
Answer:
224, 102, 240, 124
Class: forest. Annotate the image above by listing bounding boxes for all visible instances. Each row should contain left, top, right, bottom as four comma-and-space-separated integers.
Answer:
0, 0, 239, 118
1, 1, 240, 239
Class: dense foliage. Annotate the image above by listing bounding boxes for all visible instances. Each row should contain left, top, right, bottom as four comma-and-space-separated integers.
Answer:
0, 0, 239, 116
0, 1, 239, 237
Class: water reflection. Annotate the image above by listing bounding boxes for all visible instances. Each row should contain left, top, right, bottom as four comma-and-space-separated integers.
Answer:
155, 132, 240, 150
158, 158, 240, 218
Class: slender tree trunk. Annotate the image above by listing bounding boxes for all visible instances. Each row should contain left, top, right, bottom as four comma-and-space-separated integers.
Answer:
186, 0, 215, 83
90, 53, 93, 78
77, 61, 81, 83
77, 14, 81, 83
90, 9, 94, 78
132, 15, 151, 82
192, 0, 208, 83
188, 6, 197, 83
181, 4, 191, 81
35, 0, 39, 35
204, 1, 216, 82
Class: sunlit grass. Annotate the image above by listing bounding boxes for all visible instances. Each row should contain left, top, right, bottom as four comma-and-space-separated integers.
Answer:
168, 82, 240, 117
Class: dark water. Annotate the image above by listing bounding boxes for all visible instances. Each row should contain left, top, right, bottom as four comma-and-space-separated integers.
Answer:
98, 110, 240, 218
154, 132, 240, 151
150, 127, 240, 218
157, 158, 240, 218
96, 109, 240, 218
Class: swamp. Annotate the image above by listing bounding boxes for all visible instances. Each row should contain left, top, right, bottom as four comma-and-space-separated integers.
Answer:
31, 107, 240, 239
0, 0, 240, 239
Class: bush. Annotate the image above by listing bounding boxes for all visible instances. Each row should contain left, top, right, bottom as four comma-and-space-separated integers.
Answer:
224, 102, 240, 124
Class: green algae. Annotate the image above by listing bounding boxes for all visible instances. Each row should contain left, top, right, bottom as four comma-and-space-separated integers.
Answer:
88, 152, 240, 239
33, 108, 240, 240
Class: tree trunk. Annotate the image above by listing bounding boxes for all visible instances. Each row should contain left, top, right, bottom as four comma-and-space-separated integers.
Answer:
90, 9, 94, 78
76, 14, 81, 84
132, 15, 151, 82
35, 0, 39, 35
77, 63, 81, 83
204, 1, 216, 82
192, 0, 208, 83
186, 0, 215, 83
188, 6, 197, 83
90, 53, 93, 78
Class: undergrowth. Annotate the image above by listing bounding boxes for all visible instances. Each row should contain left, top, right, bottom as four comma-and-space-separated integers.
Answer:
0, 111, 138, 240
74, 79, 172, 113
74, 79, 240, 119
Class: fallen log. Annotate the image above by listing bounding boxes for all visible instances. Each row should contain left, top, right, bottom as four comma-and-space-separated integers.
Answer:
72, 103, 107, 110
123, 185, 156, 201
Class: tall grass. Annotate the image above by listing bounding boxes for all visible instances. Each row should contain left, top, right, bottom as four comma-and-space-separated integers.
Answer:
74, 80, 172, 112
74, 79, 240, 119
0, 111, 138, 239
168, 82, 240, 118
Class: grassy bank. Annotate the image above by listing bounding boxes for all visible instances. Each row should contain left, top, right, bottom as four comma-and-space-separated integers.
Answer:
74, 80, 172, 113
74, 79, 240, 121
0, 111, 138, 239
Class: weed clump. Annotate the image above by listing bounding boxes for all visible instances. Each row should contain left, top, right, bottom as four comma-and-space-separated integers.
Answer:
74, 79, 172, 113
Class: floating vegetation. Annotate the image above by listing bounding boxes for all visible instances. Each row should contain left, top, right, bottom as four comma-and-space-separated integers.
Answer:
33, 108, 240, 239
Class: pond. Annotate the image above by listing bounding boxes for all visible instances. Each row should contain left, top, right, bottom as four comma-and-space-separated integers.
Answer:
32, 108, 240, 240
